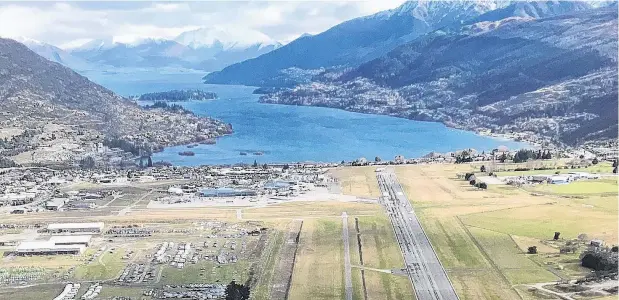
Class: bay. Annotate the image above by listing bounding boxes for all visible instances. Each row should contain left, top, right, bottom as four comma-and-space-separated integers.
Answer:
89, 71, 529, 166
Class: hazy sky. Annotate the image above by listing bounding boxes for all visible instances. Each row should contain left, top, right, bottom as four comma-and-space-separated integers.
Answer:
0, 1, 407, 48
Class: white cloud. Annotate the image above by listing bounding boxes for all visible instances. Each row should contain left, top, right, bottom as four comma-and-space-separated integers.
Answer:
59, 38, 94, 49
0, 1, 407, 48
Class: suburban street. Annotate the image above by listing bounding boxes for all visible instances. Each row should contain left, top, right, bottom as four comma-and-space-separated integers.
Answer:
376, 169, 459, 300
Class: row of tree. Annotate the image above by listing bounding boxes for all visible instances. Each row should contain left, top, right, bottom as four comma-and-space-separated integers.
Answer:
511, 149, 553, 163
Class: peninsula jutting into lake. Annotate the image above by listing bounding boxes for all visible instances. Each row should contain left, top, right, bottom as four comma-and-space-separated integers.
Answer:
135, 89, 217, 101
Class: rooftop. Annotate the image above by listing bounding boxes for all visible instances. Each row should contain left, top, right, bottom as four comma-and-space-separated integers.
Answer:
49, 235, 92, 244
47, 222, 105, 230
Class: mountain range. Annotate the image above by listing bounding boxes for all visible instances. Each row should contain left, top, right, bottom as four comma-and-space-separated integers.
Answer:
5, 0, 618, 148
203, 0, 604, 87
13, 26, 282, 73
260, 6, 618, 145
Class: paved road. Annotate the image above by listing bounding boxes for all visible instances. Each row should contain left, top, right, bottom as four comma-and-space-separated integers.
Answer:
342, 212, 353, 300
376, 170, 458, 300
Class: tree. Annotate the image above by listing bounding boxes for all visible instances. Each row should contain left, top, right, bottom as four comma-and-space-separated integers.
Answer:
553, 232, 561, 240
147, 156, 153, 168
262, 163, 268, 169
592, 157, 599, 165
464, 173, 475, 181
614, 167, 617, 174
480, 165, 486, 173
253, 160, 258, 168
469, 179, 476, 186
613, 160, 618, 168
455, 151, 472, 163
581, 251, 618, 271
499, 153, 507, 163
283, 164, 289, 170
225, 280, 250, 300
513, 149, 536, 163
475, 182, 488, 189
527, 246, 538, 254
375, 156, 381, 162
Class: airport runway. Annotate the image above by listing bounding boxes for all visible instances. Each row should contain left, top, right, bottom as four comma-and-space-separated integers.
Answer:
376, 169, 459, 300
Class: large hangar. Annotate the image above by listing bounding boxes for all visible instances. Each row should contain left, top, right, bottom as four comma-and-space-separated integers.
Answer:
47, 222, 105, 234
16, 241, 85, 255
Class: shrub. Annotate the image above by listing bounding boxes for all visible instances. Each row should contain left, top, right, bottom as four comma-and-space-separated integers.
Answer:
514, 168, 531, 171
527, 246, 538, 254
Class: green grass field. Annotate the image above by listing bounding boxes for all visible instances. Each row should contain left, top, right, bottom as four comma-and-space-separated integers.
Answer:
467, 226, 558, 284
495, 162, 614, 177
0, 284, 64, 300
460, 203, 618, 242
419, 214, 490, 269
160, 260, 251, 285
355, 216, 415, 300
288, 219, 345, 300
527, 179, 617, 195
73, 250, 126, 281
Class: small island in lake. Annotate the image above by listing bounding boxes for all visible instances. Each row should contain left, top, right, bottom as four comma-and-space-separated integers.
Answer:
136, 89, 217, 101
178, 151, 195, 156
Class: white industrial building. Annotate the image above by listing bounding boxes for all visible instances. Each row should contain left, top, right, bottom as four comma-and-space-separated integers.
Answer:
16, 241, 85, 255
47, 222, 105, 234
49, 235, 92, 246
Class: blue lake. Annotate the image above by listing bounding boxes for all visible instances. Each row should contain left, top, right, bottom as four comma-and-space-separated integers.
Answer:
89, 72, 529, 166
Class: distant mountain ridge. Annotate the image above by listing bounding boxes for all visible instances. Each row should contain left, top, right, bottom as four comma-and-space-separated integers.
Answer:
260, 7, 618, 146
14, 26, 281, 73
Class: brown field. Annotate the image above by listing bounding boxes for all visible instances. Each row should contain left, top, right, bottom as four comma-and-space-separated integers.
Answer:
243, 201, 383, 220
330, 166, 380, 198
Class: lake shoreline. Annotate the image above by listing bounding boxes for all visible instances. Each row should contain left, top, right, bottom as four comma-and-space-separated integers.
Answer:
89, 73, 530, 166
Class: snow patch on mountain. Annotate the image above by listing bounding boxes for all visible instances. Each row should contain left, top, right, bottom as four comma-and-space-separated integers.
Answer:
174, 27, 281, 51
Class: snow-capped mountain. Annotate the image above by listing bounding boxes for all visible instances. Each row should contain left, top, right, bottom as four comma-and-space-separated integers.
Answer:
10, 36, 92, 71
174, 27, 281, 51
203, 0, 510, 87
59, 27, 281, 71
467, 0, 593, 23
68, 38, 115, 53
69, 39, 198, 69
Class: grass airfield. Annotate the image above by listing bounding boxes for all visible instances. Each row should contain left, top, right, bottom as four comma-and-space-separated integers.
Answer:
0, 163, 616, 300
